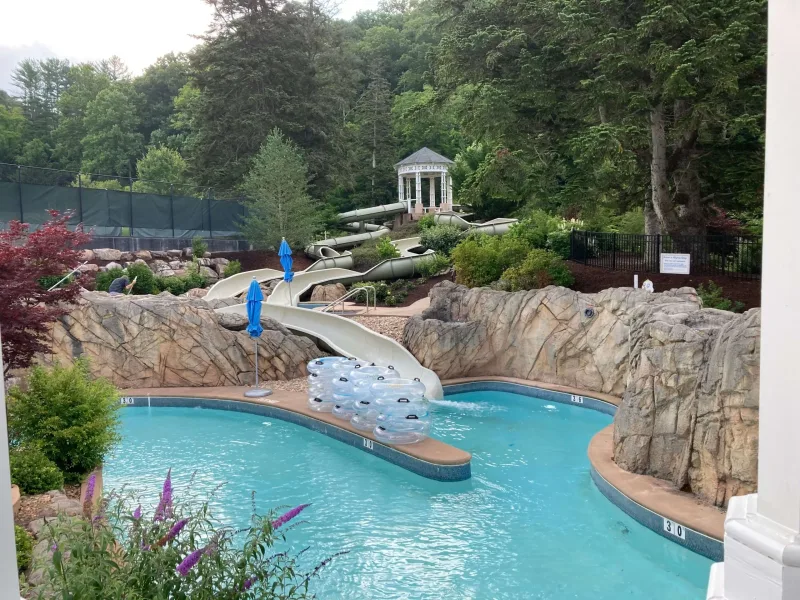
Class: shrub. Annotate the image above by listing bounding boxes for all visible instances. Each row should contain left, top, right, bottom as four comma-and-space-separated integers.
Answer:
612, 208, 646, 234
451, 234, 529, 287
9, 446, 65, 495
223, 259, 242, 278
697, 281, 745, 313
506, 210, 561, 249
418, 214, 435, 230
154, 276, 187, 296
352, 280, 389, 302
414, 254, 451, 278
501, 249, 575, 291
7, 360, 120, 483
126, 263, 157, 295
95, 267, 125, 292
351, 240, 383, 271
36, 471, 334, 599
376, 236, 400, 260
420, 224, 463, 256
351, 280, 413, 306
546, 230, 572, 258
183, 261, 208, 291
15, 525, 32, 573
38, 273, 73, 290
191, 236, 208, 259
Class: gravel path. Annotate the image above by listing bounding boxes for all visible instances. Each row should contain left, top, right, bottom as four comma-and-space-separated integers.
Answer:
351, 316, 409, 343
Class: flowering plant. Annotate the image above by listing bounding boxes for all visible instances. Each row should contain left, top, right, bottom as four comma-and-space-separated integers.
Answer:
35, 471, 339, 599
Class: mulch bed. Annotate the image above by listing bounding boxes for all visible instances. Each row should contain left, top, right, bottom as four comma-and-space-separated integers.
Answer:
213, 249, 316, 272
568, 262, 761, 309
398, 274, 453, 306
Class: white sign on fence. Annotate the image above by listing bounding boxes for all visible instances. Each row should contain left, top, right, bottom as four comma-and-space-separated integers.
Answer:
660, 253, 691, 275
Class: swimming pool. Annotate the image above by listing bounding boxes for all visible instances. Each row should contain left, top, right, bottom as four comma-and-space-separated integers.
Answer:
105, 390, 712, 599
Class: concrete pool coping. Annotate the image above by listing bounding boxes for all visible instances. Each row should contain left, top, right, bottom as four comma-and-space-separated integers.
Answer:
441, 376, 725, 561
120, 386, 471, 482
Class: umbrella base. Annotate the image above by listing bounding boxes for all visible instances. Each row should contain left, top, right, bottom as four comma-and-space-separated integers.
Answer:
244, 388, 273, 398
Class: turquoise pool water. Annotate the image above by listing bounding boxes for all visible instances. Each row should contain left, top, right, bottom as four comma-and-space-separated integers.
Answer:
105, 390, 712, 599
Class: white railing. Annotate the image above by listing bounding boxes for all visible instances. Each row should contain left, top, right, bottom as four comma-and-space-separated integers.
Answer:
321, 285, 375, 314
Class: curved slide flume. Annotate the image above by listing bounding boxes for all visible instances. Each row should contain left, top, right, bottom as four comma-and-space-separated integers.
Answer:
215, 302, 444, 399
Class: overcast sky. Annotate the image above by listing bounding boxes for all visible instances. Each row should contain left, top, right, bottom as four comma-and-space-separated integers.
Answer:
0, 0, 378, 92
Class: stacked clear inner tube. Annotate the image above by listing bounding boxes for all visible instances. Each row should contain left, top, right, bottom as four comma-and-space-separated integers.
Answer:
306, 357, 431, 445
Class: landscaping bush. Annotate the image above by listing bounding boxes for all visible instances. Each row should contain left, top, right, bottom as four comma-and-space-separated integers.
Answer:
191, 236, 208, 259
36, 471, 333, 599
417, 214, 436, 230
9, 446, 65, 495
451, 234, 529, 287
154, 276, 187, 296
506, 210, 561, 249
376, 236, 400, 260
351, 240, 383, 271
15, 525, 32, 573
697, 281, 745, 312
352, 280, 389, 302
182, 261, 208, 291
546, 230, 572, 258
94, 267, 125, 292
223, 259, 242, 278
501, 249, 575, 291
351, 279, 413, 306
414, 254, 451, 278
420, 224, 463, 256
126, 263, 158, 295
7, 360, 120, 483
612, 208, 645, 234
38, 273, 72, 290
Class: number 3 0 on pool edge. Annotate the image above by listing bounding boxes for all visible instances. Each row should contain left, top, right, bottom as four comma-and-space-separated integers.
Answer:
663, 518, 686, 540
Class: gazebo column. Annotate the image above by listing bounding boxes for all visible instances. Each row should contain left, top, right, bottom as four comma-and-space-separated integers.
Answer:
447, 174, 453, 210
414, 171, 423, 215
405, 178, 412, 213
398, 174, 404, 206
707, 1, 800, 598
429, 175, 436, 212
440, 171, 448, 212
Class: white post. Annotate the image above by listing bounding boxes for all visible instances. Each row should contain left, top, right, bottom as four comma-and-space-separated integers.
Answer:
447, 174, 453, 209
415, 171, 422, 214
429, 175, 436, 211
398, 174, 404, 205
707, 1, 800, 598
440, 171, 447, 211
0, 330, 21, 598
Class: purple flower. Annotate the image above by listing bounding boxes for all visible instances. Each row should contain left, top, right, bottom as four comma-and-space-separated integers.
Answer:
50, 543, 57, 552
176, 547, 205, 576
133, 505, 142, 520
154, 518, 189, 547
82, 473, 97, 516
242, 576, 256, 590
153, 469, 173, 522
271, 504, 310, 530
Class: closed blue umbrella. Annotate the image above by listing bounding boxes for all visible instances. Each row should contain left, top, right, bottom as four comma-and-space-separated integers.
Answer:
278, 238, 294, 304
244, 277, 271, 398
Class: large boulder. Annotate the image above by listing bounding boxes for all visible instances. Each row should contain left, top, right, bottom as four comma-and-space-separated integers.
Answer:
613, 306, 760, 507
311, 283, 347, 303
403, 281, 700, 395
133, 250, 152, 261
46, 292, 321, 387
94, 248, 122, 261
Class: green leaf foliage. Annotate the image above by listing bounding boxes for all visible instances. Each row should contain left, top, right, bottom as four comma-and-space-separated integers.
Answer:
94, 267, 126, 292
419, 224, 463, 256
451, 234, 530, 288
697, 281, 745, 312
501, 249, 575, 291
223, 260, 242, 278
15, 525, 33, 573
10, 446, 65, 495
7, 360, 120, 483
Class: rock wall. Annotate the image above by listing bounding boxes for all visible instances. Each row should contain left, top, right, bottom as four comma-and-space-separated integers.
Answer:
403, 281, 701, 396
403, 281, 760, 507
46, 292, 321, 388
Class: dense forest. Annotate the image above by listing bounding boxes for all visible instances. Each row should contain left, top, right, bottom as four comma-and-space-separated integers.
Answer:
0, 0, 766, 235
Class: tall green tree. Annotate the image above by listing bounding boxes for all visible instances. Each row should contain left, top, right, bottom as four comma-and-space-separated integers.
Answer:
133, 53, 191, 145
241, 129, 321, 249
0, 105, 25, 164
133, 146, 188, 194
81, 85, 143, 176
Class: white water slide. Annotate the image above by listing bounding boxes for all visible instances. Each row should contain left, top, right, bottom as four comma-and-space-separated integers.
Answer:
215, 302, 444, 399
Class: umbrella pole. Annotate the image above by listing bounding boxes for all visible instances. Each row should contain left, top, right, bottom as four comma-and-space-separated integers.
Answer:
254, 338, 259, 388
244, 336, 272, 398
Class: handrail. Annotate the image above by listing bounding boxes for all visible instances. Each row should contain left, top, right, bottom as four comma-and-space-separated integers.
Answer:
321, 285, 375, 314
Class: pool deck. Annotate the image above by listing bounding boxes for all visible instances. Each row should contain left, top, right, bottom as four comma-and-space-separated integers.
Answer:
121, 386, 471, 481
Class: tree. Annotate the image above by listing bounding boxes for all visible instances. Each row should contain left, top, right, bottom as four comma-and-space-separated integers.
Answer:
53, 64, 111, 171
133, 53, 191, 145
241, 129, 321, 249
81, 85, 143, 176
133, 146, 188, 194
0, 104, 25, 163
352, 73, 396, 207
95, 55, 130, 81
15, 138, 52, 168
0, 210, 91, 374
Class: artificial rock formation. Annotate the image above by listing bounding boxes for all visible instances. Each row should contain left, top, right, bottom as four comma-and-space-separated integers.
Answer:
310, 283, 347, 302
46, 291, 321, 388
404, 281, 760, 507
404, 281, 701, 395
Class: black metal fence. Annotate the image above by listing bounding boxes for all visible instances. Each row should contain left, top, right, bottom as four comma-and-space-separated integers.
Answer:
569, 230, 762, 279
0, 163, 246, 239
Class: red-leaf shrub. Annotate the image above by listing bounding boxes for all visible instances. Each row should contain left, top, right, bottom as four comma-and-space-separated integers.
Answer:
0, 211, 91, 373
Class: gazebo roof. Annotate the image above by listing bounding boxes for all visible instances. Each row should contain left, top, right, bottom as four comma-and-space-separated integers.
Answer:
395, 147, 454, 167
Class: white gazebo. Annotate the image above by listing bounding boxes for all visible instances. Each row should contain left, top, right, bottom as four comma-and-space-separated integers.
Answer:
396, 147, 454, 215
